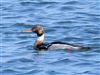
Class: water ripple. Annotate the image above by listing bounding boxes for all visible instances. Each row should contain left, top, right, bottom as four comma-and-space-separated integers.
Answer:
1, 0, 100, 75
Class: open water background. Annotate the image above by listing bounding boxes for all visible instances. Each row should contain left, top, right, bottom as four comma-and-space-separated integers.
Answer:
0, 0, 100, 75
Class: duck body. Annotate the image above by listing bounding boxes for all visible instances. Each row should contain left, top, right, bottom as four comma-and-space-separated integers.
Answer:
35, 41, 90, 50
23, 25, 90, 50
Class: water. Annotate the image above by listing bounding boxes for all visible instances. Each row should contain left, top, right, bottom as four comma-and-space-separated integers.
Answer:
0, 0, 100, 75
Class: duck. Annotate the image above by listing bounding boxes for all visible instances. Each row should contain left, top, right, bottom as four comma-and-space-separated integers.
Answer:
22, 25, 90, 50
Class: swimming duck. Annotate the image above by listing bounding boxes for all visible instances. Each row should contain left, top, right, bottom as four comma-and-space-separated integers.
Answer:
23, 25, 90, 50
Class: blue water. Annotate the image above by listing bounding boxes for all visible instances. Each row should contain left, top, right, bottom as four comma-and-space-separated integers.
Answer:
1, 0, 100, 75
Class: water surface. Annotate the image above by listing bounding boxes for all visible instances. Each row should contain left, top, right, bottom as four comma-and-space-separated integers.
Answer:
1, 0, 100, 75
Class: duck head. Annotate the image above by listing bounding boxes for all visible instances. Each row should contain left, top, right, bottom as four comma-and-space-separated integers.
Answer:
23, 25, 44, 36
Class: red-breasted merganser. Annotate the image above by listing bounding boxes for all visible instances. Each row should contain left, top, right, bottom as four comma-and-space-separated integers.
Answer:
23, 25, 90, 50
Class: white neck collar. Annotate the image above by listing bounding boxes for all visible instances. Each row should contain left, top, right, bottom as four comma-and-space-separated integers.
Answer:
37, 34, 44, 42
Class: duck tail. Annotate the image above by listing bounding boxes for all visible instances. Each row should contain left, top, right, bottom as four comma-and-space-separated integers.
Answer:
80, 46, 91, 50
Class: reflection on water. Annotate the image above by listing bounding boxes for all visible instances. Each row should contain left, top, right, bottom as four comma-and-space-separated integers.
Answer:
1, 0, 100, 75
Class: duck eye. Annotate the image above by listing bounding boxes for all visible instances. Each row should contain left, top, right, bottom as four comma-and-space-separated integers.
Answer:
32, 27, 36, 31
